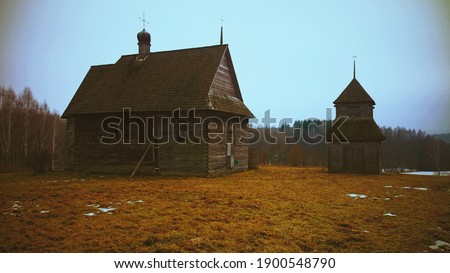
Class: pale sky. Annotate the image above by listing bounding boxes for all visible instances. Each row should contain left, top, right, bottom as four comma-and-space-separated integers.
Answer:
1, 0, 449, 133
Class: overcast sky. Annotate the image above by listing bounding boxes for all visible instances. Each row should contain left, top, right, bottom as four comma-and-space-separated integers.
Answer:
1, 0, 449, 133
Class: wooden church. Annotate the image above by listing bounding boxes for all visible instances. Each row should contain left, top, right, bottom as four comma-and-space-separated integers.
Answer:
62, 26, 253, 176
327, 62, 385, 174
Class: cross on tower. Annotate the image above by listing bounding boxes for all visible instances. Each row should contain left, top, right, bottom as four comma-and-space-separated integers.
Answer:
138, 12, 149, 30
353, 55, 357, 79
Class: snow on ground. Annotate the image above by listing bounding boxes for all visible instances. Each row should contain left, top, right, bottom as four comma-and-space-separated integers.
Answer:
347, 194, 367, 199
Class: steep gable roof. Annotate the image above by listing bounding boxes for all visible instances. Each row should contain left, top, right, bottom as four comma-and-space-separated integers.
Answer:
333, 78, 375, 105
62, 45, 253, 118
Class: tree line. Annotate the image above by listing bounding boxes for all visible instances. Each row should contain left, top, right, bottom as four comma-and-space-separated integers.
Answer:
0, 86, 66, 172
381, 126, 448, 172
1, 86, 448, 173
249, 120, 450, 172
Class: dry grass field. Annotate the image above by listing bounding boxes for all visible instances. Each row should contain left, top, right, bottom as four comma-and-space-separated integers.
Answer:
1, 166, 450, 253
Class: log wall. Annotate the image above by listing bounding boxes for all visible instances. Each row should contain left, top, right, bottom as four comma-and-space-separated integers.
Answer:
158, 122, 209, 176
67, 112, 250, 176
66, 118, 76, 171
72, 114, 157, 175
207, 121, 249, 175
328, 142, 382, 174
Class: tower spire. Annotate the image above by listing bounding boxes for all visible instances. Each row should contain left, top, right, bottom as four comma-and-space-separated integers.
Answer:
353, 55, 357, 79
220, 17, 224, 45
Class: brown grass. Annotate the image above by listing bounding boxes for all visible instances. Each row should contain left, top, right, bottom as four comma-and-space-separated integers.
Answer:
1, 166, 449, 253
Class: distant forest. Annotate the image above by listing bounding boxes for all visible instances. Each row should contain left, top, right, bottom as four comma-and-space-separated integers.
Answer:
0, 86, 66, 172
1, 86, 449, 173
249, 121, 450, 172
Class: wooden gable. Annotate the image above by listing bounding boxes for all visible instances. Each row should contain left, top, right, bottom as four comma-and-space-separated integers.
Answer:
206, 48, 251, 117
211, 51, 239, 99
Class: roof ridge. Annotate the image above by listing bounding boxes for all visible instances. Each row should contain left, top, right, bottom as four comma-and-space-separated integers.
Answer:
120, 44, 228, 58
91, 64, 115, 68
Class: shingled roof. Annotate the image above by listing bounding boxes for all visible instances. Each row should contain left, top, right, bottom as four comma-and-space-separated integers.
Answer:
327, 117, 385, 141
333, 78, 375, 105
62, 45, 253, 118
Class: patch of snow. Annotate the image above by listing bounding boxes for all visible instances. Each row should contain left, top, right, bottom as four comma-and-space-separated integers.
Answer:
347, 193, 367, 199
401, 186, 430, 191
383, 212, 396, 217
429, 240, 450, 250
40, 210, 49, 214
127, 200, 144, 204
384, 198, 390, 201
84, 213, 96, 217
98, 207, 115, 213
413, 187, 429, 191
11, 202, 21, 210
363, 230, 370, 233
403, 171, 450, 176
86, 204, 100, 208
384, 185, 393, 188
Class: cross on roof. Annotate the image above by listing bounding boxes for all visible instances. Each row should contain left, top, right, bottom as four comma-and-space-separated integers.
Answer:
138, 12, 149, 30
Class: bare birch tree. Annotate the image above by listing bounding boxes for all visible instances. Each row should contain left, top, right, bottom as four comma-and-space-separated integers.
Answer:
427, 139, 442, 176
18, 87, 38, 162
0, 87, 17, 163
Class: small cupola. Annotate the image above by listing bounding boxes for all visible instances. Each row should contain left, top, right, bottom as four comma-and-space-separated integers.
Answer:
137, 28, 151, 54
